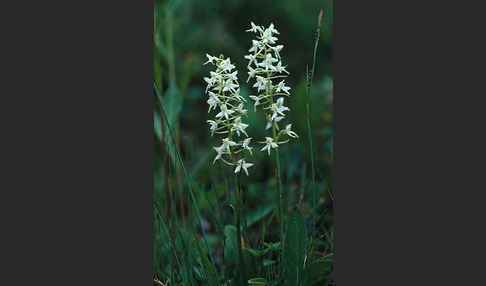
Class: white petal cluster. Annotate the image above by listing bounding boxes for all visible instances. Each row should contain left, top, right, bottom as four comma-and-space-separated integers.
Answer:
204, 54, 254, 175
245, 22, 298, 156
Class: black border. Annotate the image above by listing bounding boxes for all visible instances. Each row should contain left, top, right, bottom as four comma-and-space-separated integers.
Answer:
4, 0, 484, 285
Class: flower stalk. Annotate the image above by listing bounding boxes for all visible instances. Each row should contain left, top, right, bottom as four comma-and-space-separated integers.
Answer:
245, 22, 299, 272
203, 54, 251, 283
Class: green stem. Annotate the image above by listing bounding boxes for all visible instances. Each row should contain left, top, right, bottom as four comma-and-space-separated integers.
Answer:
234, 173, 246, 285
272, 122, 284, 246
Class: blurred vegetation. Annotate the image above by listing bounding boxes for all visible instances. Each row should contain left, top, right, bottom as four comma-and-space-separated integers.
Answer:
154, 0, 333, 285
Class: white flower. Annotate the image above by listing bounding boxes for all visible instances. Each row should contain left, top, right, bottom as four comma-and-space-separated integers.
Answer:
227, 71, 238, 82
232, 117, 248, 137
207, 92, 220, 112
249, 40, 263, 53
284, 124, 298, 138
275, 61, 289, 74
210, 71, 223, 81
253, 76, 268, 92
271, 45, 284, 59
205, 54, 253, 171
276, 97, 290, 112
207, 120, 218, 134
216, 104, 234, 120
249, 95, 261, 111
213, 145, 229, 164
269, 97, 289, 120
260, 137, 279, 156
261, 28, 278, 44
222, 78, 239, 93
244, 54, 258, 68
242, 138, 253, 155
244, 23, 297, 154
233, 88, 245, 102
257, 53, 278, 71
246, 22, 262, 33
219, 58, 235, 72
268, 23, 280, 35
234, 159, 253, 176
204, 54, 219, 65
276, 80, 291, 94
247, 66, 257, 82
203, 76, 215, 92
221, 137, 238, 151
266, 116, 283, 130
235, 103, 247, 115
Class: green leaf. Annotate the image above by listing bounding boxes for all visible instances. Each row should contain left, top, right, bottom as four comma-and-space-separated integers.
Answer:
162, 82, 182, 126
248, 277, 269, 285
284, 211, 307, 286
154, 110, 162, 141
224, 225, 238, 276
307, 254, 334, 286
246, 204, 274, 228
245, 247, 269, 257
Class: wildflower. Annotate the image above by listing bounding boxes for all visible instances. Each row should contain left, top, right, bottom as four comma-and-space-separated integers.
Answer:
221, 137, 238, 151
249, 95, 261, 111
216, 103, 234, 120
261, 137, 278, 156
213, 145, 229, 164
207, 92, 220, 112
232, 117, 249, 137
207, 120, 218, 135
246, 21, 262, 33
228, 71, 238, 82
268, 23, 280, 35
266, 116, 283, 130
284, 124, 298, 138
247, 66, 257, 82
249, 40, 264, 53
276, 80, 291, 94
261, 27, 277, 44
275, 61, 289, 74
242, 138, 253, 155
244, 54, 257, 68
269, 97, 290, 120
234, 159, 253, 176
203, 54, 219, 65
219, 58, 235, 72
271, 45, 284, 59
204, 54, 254, 173
235, 103, 247, 116
253, 76, 268, 92
257, 53, 278, 71
222, 78, 239, 93
245, 22, 298, 155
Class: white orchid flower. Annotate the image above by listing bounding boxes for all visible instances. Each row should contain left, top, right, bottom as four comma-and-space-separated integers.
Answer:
207, 92, 220, 112
234, 159, 254, 176
242, 138, 253, 155
203, 54, 219, 65
253, 76, 268, 92
207, 120, 218, 135
257, 53, 278, 71
213, 145, 230, 164
260, 137, 278, 156
232, 117, 249, 137
276, 80, 291, 94
246, 21, 262, 33
266, 116, 283, 130
284, 124, 298, 138
215, 104, 234, 120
